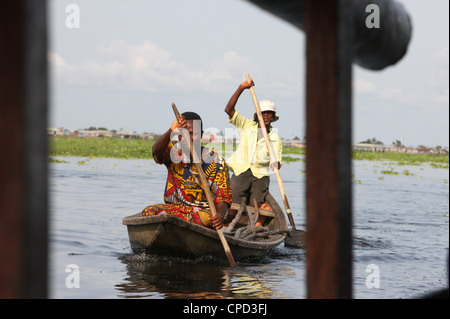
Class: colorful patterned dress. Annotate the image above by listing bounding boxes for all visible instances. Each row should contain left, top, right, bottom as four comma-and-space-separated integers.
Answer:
142, 141, 232, 228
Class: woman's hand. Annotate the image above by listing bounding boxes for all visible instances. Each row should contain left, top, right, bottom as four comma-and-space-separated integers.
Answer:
170, 114, 187, 133
209, 202, 229, 229
209, 213, 224, 230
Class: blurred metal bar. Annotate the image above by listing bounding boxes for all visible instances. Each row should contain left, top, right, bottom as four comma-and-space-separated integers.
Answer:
305, 0, 353, 298
0, 0, 48, 298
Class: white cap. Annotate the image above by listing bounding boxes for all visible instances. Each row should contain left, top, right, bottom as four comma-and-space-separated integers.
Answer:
257, 100, 279, 122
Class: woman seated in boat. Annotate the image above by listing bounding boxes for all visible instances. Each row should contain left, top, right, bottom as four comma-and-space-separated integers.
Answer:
141, 111, 231, 230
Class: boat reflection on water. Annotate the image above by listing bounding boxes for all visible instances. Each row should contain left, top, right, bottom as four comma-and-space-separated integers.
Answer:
115, 252, 301, 299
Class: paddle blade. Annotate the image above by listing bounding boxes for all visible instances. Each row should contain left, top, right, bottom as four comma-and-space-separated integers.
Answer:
284, 229, 306, 248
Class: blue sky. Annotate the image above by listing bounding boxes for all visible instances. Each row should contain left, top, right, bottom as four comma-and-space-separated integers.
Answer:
49, 0, 449, 147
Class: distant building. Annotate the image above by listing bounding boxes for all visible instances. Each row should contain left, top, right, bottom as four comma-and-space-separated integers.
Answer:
352, 143, 449, 154
140, 133, 156, 140
352, 143, 395, 152
115, 130, 138, 139
282, 138, 306, 148
47, 127, 73, 136
77, 129, 112, 138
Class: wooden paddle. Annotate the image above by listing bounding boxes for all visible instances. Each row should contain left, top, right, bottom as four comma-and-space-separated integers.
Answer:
245, 74, 305, 248
171, 103, 236, 266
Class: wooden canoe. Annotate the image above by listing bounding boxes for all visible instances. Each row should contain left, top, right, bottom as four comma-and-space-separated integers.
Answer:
123, 192, 291, 262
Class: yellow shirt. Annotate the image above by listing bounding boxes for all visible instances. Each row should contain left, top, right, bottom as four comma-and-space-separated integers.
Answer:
227, 110, 282, 179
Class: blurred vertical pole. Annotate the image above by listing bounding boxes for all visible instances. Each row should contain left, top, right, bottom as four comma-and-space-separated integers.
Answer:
0, 0, 48, 298
0, 0, 25, 299
305, 0, 353, 298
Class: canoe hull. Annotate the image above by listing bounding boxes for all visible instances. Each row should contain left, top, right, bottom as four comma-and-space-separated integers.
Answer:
123, 193, 291, 261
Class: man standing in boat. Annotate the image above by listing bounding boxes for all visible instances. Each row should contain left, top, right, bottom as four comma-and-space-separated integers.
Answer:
224, 78, 282, 227
142, 112, 231, 230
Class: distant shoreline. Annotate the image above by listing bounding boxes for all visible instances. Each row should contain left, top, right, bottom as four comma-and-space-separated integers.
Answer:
48, 136, 449, 168
48, 127, 448, 153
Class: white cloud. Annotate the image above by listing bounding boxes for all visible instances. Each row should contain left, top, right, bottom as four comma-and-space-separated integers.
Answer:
48, 52, 67, 67
435, 46, 449, 66
206, 51, 255, 90
49, 40, 201, 92
49, 40, 249, 93
355, 46, 449, 111
427, 46, 449, 104
354, 79, 376, 95
48, 39, 301, 98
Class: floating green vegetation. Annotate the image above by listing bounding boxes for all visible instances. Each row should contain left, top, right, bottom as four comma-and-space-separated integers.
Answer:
283, 146, 306, 155
351, 174, 362, 184
49, 136, 155, 159
378, 168, 416, 176
380, 168, 399, 175
352, 150, 448, 168
48, 157, 69, 164
49, 137, 308, 163
49, 137, 448, 170
430, 163, 449, 169
282, 156, 303, 163
77, 160, 88, 166
402, 169, 416, 176
286, 148, 448, 169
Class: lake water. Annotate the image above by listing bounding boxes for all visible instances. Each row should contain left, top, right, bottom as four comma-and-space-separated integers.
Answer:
49, 155, 449, 299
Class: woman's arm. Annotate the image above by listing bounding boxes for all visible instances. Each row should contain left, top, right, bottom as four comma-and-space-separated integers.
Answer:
152, 115, 187, 164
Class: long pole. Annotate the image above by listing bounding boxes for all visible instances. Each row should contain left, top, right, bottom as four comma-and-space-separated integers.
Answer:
171, 103, 236, 267
245, 74, 297, 230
